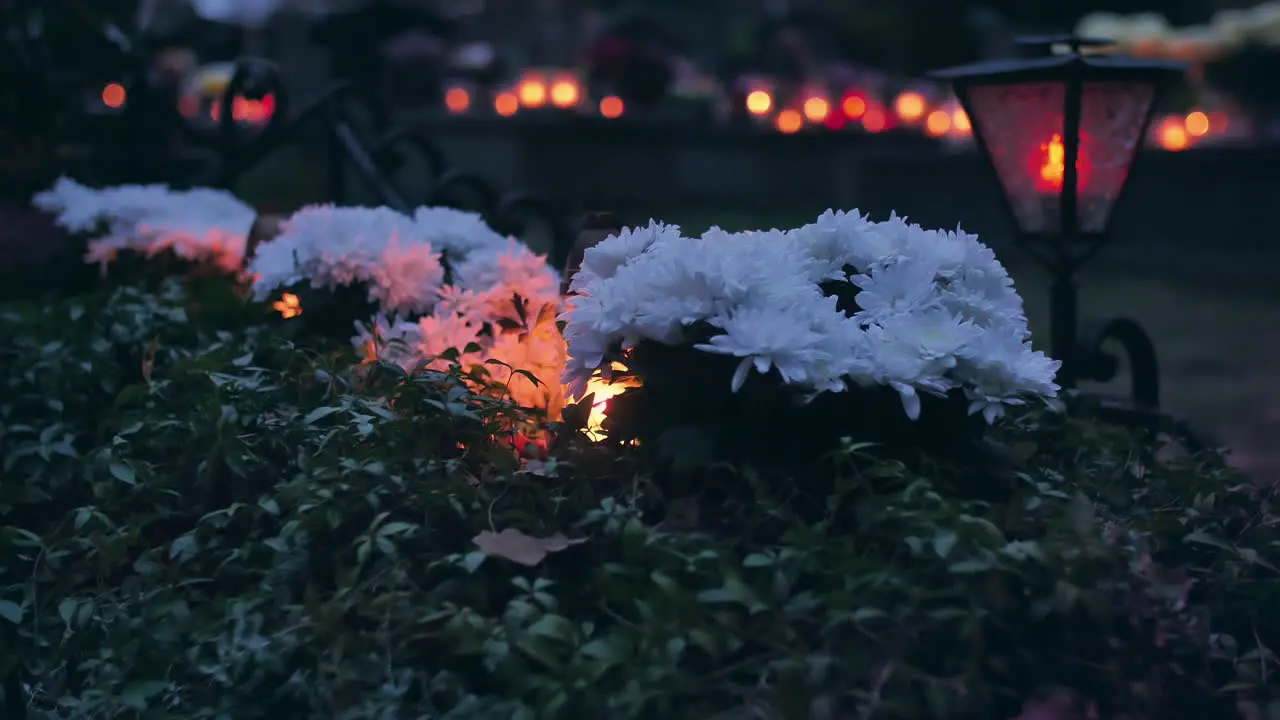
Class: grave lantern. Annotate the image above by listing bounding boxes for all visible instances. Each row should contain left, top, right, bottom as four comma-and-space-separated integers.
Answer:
931, 36, 1183, 393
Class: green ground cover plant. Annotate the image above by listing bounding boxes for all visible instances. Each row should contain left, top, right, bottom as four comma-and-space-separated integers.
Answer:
2, 281, 1279, 720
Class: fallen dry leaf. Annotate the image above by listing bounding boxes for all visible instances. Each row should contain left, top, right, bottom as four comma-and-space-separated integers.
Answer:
473, 528, 587, 567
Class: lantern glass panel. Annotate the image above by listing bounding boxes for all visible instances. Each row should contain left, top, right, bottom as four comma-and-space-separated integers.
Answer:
965, 82, 1066, 234
1076, 81, 1157, 233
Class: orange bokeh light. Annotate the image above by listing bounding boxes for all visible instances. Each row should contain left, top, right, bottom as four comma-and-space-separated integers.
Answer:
1158, 120, 1189, 151
775, 109, 803, 134
102, 83, 126, 108
1184, 110, 1209, 137
924, 109, 951, 136
862, 106, 887, 133
952, 109, 971, 133
494, 92, 519, 116
893, 92, 926, 123
599, 95, 624, 118
550, 80, 580, 108
445, 87, 470, 113
841, 94, 867, 119
746, 89, 772, 115
517, 79, 546, 108
802, 96, 830, 123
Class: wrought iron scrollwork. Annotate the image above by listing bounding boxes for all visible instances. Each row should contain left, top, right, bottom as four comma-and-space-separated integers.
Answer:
196, 58, 572, 262
427, 171, 501, 215
1076, 317, 1160, 408
370, 128, 447, 193
1076, 316, 1219, 457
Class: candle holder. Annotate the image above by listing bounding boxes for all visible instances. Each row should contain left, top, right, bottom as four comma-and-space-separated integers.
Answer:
931, 36, 1217, 453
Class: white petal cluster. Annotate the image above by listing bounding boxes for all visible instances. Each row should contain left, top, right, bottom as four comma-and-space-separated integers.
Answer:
412, 206, 511, 259
249, 204, 448, 316
561, 210, 1061, 424
34, 177, 256, 273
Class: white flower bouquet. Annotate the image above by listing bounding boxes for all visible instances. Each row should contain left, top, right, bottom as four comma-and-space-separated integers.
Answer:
33, 177, 257, 278
249, 204, 449, 319
353, 237, 567, 413
246, 202, 566, 411
560, 210, 1061, 465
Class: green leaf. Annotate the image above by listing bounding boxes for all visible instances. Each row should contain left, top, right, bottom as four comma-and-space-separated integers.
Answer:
1185, 530, 1234, 552
1067, 492, 1095, 535
119, 680, 169, 710
0, 600, 23, 624
948, 558, 995, 574
932, 530, 958, 559
579, 634, 633, 664
170, 534, 199, 562
461, 551, 487, 573
109, 460, 136, 484
58, 598, 78, 624
526, 614, 577, 644
377, 521, 417, 538
511, 368, 543, 387
302, 406, 343, 425
852, 607, 888, 622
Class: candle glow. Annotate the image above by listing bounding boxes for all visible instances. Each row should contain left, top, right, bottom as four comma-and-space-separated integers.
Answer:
273, 292, 302, 319
1034, 133, 1092, 193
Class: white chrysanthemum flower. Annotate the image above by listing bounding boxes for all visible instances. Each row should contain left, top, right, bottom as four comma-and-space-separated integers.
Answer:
451, 239, 561, 320
250, 205, 445, 315
412, 206, 510, 259
785, 208, 886, 281
562, 208, 1061, 424
567, 219, 682, 293
695, 295, 864, 394
346, 222, 566, 412
34, 178, 256, 272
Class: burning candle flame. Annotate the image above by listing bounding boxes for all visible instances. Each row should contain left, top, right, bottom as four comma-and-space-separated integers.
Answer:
583, 378, 626, 442
1034, 133, 1091, 194
1040, 133, 1066, 190
273, 292, 302, 319
573, 361, 641, 442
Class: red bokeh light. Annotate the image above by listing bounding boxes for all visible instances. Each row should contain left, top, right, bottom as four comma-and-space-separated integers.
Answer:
102, 83, 126, 108
862, 106, 887, 133
841, 91, 868, 120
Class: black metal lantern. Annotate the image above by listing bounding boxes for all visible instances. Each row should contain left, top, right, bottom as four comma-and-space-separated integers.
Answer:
931, 37, 1220, 455
932, 37, 1183, 393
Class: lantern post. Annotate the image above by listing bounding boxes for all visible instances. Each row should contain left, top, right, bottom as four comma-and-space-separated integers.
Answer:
931, 36, 1184, 405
